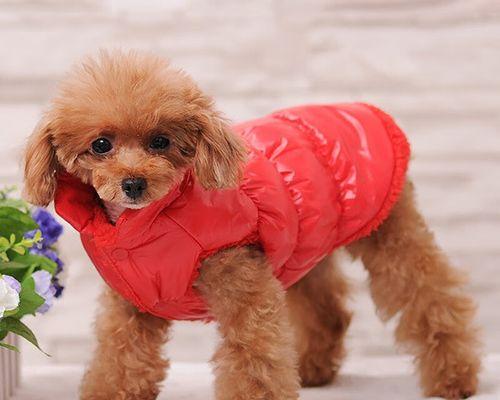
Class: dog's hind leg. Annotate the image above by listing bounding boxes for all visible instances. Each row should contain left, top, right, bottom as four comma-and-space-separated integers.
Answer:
347, 181, 481, 399
286, 254, 352, 387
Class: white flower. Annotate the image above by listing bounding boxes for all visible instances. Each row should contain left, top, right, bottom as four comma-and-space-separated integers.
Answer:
0, 276, 20, 319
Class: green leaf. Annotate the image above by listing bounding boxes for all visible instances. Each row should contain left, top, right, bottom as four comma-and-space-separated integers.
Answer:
12, 276, 45, 319
0, 261, 30, 281
0, 341, 20, 352
0, 261, 28, 271
22, 241, 34, 249
0, 236, 9, 251
10, 253, 57, 276
22, 264, 36, 282
11, 245, 26, 255
4, 307, 19, 317
0, 317, 49, 356
0, 261, 25, 269
0, 206, 38, 240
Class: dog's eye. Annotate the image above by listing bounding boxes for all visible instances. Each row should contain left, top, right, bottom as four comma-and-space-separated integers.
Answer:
149, 135, 170, 151
91, 137, 113, 154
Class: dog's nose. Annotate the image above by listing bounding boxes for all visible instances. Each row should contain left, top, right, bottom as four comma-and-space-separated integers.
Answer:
121, 178, 147, 200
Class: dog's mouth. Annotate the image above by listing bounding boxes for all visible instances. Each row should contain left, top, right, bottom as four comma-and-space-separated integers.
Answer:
121, 198, 150, 209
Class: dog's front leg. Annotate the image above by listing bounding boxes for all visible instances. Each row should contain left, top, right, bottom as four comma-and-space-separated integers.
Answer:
197, 246, 300, 400
80, 288, 171, 400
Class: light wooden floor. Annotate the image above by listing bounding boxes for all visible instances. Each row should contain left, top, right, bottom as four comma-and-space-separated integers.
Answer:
12, 357, 500, 400
0, 1, 499, 398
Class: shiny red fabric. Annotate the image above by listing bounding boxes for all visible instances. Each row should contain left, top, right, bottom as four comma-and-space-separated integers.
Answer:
54, 103, 410, 321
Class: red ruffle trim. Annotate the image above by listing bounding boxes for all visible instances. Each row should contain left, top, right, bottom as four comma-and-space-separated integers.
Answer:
336, 103, 411, 248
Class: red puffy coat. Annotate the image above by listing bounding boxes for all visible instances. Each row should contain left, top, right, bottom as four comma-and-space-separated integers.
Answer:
55, 103, 410, 321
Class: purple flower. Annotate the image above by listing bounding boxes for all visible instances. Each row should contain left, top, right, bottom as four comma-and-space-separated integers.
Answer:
52, 277, 65, 298
32, 270, 56, 314
29, 208, 63, 247
3, 275, 21, 294
30, 247, 64, 273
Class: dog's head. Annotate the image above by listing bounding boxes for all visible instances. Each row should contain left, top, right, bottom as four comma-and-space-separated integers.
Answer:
23, 50, 246, 209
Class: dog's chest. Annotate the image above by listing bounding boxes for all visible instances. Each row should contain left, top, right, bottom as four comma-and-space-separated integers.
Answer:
103, 201, 126, 224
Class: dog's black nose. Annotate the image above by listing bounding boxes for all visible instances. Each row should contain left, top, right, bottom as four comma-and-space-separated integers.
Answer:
121, 178, 147, 200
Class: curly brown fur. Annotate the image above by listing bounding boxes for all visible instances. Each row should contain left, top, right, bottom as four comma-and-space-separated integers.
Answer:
196, 246, 300, 400
347, 181, 481, 399
22, 50, 481, 400
286, 255, 352, 387
80, 288, 171, 400
23, 50, 246, 209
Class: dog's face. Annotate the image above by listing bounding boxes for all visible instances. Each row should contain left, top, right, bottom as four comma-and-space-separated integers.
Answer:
23, 51, 246, 208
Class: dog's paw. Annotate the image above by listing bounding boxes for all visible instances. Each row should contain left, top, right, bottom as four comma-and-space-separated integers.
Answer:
427, 381, 477, 400
422, 361, 479, 399
298, 357, 341, 388
80, 387, 160, 400
81, 392, 159, 400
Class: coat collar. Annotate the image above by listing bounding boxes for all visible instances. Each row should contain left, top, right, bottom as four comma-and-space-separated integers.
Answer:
54, 170, 193, 246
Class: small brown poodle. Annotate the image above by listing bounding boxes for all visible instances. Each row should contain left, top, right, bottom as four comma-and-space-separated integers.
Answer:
23, 50, 481, 400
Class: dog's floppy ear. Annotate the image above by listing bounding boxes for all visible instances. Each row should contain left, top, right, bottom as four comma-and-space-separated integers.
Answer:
193, 107, 247, 189
23, 116, 58, 206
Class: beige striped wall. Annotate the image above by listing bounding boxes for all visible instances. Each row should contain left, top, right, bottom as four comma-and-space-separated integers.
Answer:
0, 0, 498, 368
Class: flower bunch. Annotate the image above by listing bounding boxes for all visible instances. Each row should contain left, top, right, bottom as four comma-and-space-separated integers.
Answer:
0, 187, 64, 353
